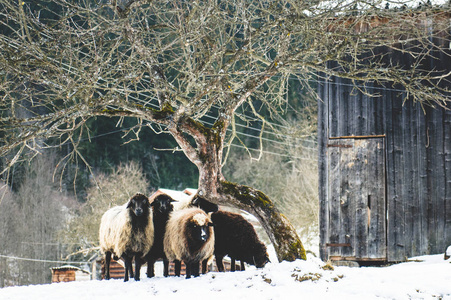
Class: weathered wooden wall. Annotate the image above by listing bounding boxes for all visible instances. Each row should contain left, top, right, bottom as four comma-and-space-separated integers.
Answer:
51, 269, 76, 283
318, 49, 451, 262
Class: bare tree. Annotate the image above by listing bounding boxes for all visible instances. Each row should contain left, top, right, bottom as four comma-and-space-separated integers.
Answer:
1, 0, 451, 261
0, 154, 76, 286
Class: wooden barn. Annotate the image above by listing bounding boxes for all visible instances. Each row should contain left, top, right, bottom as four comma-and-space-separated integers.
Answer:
317, 13, 451, 264
50, 265, 90, 283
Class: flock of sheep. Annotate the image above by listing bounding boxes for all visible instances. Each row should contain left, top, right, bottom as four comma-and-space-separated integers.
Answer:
99, 192, 270, 281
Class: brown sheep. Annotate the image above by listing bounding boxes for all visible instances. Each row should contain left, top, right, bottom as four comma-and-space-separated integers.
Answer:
164, 207, 214, 278
203, 210, 269, 273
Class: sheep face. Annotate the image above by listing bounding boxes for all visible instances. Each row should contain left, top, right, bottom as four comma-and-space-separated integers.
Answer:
252, 248, 270, 268
127, 193, 150, 217
188, 222, 213, 243
151, 194, 175, 214
186, 213, 214, 248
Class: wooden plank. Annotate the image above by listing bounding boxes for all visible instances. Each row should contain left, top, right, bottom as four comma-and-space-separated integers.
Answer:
354, 139, 368, 259
329, 135, 386, 140
365, 83, 375, 135
416, 102, 429, 256
326, 243, 352, 247
348, 83, 358, 136
357, 84, 366, 136
438, 48, 451, 251
367, 138, 386, 259
318, 76, 329, 261
425, 99, 435, 255
327, 144, 353, 148
392, 88, 406, 260
339, 78, 349, 137
329, 256, 386, 262
408, 101, 422, 256
427, 106, 446, 254
373, 80, 386, 136
445, 109, 451, 248
327, 142, 342, 258
384, 88, 401, 261
436, 108, 446, 253
340, 139, 354, 258
328, 65, 339, 138
402, 101, 414, 258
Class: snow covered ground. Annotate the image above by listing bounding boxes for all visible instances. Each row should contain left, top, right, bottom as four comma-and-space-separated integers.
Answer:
0, 253, 450, 300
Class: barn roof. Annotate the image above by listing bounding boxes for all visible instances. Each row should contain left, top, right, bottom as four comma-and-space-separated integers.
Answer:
149, 188, 197, 202
50, 265, 90, 274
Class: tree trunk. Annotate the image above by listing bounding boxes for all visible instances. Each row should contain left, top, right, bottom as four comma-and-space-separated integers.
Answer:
167, 109, 306, 262
198, 179, 306, 262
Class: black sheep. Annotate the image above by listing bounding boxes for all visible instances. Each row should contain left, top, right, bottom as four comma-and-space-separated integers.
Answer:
174, 194, 219, 213
203, 210, 269, 273
191, 195, 219, 213
146, 194, 175, 278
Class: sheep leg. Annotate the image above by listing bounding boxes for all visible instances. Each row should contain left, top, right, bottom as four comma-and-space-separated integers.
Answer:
231, 258, 236, 272
123, 256, 133, 282
174, 260, 181, 276
215, 255, 225, 272
191, 261, 200, 277
104, 251, 112, 280
134, 256, 142, 281
129, 261, 134, 279
185, 262, 192, 279
240, 261, 245, 271
147, 257, 156, 278
201, 259, 208, 274
163, 258, 169, 277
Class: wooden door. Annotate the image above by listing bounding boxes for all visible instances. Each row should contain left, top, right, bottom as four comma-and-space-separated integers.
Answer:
326, 138, 386, 261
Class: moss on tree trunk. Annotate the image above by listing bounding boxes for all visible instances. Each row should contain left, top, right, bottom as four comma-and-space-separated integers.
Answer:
216, 181, 307, 262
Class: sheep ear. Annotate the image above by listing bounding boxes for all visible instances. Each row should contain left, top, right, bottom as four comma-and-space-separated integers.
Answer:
208, 222, 215, 227
126, 200, 132, 208
191, 197, 199, 206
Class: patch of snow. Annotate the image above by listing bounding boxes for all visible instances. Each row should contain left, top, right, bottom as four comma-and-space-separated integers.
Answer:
1, 254, 450, 299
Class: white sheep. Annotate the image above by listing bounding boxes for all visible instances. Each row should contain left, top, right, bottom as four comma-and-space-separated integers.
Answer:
164, 207, 215, 278
99, 193, 154, 281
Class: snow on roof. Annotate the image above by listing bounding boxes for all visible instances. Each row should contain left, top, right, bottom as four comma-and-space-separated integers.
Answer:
149, 188, 197, 202
50, 265, 90, 274
183, 188, 198, 196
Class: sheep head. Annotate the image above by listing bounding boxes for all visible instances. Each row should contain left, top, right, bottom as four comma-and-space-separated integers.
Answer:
252, 243, 270, 268
187, 212, 214, 244
151, 194, 176, 214
127, 193, 150, 217
191, 196, 219, 213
